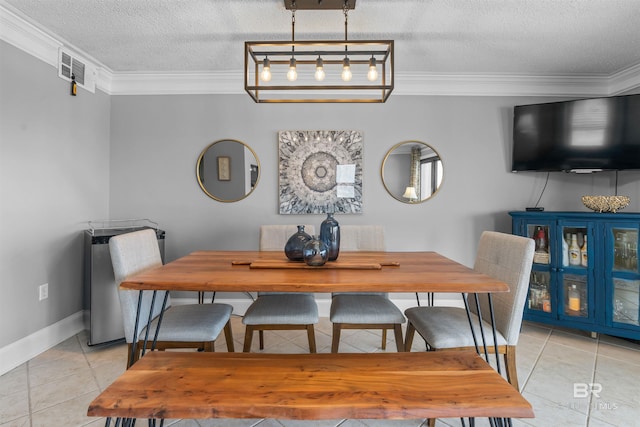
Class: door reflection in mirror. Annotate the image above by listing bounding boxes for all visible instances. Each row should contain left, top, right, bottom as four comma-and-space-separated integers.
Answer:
381, 141, 443, 204
196, 139, 260, 202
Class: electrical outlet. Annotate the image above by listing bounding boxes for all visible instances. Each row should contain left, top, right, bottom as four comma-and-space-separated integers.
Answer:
39, 283, 48, 301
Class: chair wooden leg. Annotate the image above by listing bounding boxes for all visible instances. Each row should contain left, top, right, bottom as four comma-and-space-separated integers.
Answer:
259, 330, 265, 350
203, 341, 214, 352
393, 324, 404, 352
381, 329, 387, 350
331, 323, 342, 353
505, 345, 519, 391
224, 320, 235, 352
404, 322, 416, 352
306, 325, 317, 353
243, 325, 254, 352
427, 418, 435, 427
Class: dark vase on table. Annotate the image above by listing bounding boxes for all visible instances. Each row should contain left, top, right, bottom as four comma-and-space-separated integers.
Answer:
320, 213, 340, 261
284, 225, 312, 261
303, 236, 329, 266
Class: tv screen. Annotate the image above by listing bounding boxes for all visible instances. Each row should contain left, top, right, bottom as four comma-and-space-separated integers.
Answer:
512, 94, 640, 172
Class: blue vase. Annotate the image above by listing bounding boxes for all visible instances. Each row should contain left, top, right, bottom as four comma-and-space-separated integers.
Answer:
320, 213, 340, 261
303, 236, 328, 266
284, 225, 312, 261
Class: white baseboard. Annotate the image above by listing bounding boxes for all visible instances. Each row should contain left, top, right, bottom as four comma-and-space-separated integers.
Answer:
0, 311, 85, 376
0, 294, 464, 377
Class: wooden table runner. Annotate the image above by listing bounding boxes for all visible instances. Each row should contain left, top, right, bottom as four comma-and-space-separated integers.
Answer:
246, 260, 386, 269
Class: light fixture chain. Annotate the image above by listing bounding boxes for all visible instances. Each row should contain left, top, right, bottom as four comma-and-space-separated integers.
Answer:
291, 1, 296, 54
343, 1, 349, 43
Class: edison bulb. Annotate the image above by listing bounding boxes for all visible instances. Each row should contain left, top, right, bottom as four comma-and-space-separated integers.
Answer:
315, 57, 325, 81
367, 63, 378, 81
341, 57, 352, 82
287, 58, 298, 82
260, 59, 272, 82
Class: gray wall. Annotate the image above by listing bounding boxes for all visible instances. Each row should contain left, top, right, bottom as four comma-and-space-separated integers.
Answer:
2, 37, 640, 350
108, 93, 640, 312
0, 41, 111, 347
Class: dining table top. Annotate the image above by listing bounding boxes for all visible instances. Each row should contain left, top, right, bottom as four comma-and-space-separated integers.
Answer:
120, 250, 510, 294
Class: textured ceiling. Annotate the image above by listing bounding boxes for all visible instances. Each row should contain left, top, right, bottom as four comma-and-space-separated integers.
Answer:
4, 0, 640, 77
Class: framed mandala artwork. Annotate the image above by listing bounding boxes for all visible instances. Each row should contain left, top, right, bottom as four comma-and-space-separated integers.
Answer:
278, 130, 363, 214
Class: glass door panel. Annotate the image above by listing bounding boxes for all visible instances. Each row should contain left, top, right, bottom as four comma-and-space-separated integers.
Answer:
561, 226, 588, 269
613, 278, 639, 326
563, 274, 588, 317
527, 224, 551, 265
529, 271, 552, 313
613, 229, 638, 272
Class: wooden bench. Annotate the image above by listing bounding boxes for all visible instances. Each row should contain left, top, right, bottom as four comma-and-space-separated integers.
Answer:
87, 351, 534, 422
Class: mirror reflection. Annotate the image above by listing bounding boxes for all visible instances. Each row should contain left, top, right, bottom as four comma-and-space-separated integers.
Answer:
381, 141, 443, 204
196, 139, 260, 202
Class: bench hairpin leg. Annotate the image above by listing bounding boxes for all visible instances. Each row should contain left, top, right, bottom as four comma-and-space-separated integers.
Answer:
489, 416, 511, 427
140, 290, 159, 358
487, 293, 502, 374
472, 293, 490, 362
129, 291, 145, 367
150, 292, 170, 351
462, 293, 480, 354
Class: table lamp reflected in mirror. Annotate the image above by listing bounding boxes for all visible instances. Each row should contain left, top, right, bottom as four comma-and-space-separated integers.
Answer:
403, 186, 418, 203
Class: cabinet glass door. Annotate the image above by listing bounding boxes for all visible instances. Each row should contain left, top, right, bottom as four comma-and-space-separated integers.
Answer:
522, 221, 555, 318
563, 275, 588, 318
613, 229, 638, 273
613, 278, 640, 327
528, 271, 553, 314
527, 224, 551, 265
607, 226, 640, 330
558, 222, 593, 323
560, 226, 589, 270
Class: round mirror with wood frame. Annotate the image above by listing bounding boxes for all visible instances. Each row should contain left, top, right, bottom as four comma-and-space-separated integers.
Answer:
196, 139, 260, 202
381, 141, 443, 204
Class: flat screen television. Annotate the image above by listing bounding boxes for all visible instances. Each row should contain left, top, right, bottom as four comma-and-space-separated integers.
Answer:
512, 94, 640, 172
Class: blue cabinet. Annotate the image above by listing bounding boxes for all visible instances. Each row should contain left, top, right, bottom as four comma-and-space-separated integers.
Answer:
510, 211, 640, 340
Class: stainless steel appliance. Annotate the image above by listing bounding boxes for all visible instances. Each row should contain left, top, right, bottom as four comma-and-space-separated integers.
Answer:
83, 219, 165, 345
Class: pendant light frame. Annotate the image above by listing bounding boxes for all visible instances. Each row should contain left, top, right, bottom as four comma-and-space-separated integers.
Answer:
244, 1, 394, 103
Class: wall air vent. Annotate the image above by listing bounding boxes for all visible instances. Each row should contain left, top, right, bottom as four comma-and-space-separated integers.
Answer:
58, 48, 96, 93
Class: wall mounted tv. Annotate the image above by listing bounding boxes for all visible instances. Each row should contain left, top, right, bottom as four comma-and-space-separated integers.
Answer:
512, 94, 640, 172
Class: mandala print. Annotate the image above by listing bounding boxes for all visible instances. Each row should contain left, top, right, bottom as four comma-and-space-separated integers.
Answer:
279, 130, 363, 214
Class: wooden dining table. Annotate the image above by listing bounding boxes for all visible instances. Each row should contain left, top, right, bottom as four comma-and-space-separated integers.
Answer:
119, 250, 509, 294
122, 250, 510, 369
91, 250, 530, 426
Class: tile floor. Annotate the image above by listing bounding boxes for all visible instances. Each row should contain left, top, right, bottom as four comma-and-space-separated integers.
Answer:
1, 316, 639, 427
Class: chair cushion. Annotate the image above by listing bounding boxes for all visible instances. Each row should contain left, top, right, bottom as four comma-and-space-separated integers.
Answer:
142, 303, 233, 342
243, 293, 319, 325
405, 306, 507, 349
330, 294, 405, 324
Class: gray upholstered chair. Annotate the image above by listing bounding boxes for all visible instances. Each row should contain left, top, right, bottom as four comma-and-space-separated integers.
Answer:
329, 225, 406, 352
242, 225, 319, 352
404, 231, 535, 394
109, 229, 234, 367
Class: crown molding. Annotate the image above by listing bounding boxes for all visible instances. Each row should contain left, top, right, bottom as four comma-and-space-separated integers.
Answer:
393, 73, 612, 97
0, 2, 60, 67
0, 2, 112, 93
608, 62, 640, 95
3, 2, 639, 98
109, 72, 241, 95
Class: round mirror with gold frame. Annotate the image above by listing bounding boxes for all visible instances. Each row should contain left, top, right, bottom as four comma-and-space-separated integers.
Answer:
196, 139, 260, 202
381, 141, 443, 204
